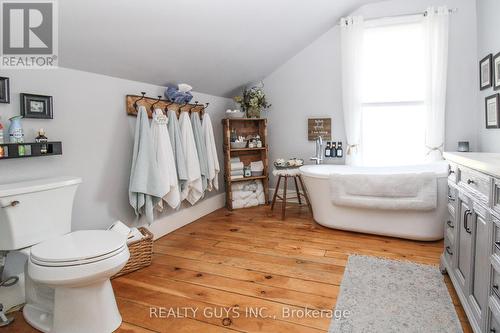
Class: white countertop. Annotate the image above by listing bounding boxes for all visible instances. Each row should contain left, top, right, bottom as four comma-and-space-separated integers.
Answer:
443, 152, 500, 178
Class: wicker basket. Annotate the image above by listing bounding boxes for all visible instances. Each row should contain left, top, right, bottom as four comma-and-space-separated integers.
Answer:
112, 227, 153, 279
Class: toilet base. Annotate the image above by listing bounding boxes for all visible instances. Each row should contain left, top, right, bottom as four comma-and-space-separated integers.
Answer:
24, 279, 122, 333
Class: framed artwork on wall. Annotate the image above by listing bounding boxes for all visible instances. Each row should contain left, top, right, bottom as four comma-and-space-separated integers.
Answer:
485, 93, 500, 129
21, 93, 53, 119
480, 54, 493, 90
493, 52, 500, 91
0, 77, 10, 104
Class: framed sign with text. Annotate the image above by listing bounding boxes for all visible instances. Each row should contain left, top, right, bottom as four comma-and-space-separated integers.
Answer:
308, 118, 331, 141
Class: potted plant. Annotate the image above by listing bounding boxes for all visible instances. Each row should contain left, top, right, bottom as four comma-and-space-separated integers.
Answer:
233, 84, 271, 118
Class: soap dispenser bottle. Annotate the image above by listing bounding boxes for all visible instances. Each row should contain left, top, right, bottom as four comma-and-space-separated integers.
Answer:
336, 142, 344, 158
325, 142, 331, 158
330, 142, 337, 158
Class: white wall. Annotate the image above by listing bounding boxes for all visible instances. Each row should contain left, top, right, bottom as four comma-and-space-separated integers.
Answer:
263, 0, 478, 180
476, 0, 500, 152
0, 68, 231, 231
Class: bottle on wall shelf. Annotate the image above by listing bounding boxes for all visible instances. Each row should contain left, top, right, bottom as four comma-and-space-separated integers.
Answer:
330, 142, 337, 158
336, 142, 343, 158
325, 142, 331, 158
36, 129, 48, 154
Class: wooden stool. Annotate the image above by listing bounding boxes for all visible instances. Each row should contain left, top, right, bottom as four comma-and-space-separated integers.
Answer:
270, 169, 311, 220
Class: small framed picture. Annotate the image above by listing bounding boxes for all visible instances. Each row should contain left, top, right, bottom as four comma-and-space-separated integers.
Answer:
485, 93, 500, 129
21, 93, 53, 119
494, 52, 500, 91
480, 54, 493, 90
0, 77, 10, 103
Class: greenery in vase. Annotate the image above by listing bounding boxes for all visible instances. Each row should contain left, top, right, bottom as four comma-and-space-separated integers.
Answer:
233, 84, 271, 117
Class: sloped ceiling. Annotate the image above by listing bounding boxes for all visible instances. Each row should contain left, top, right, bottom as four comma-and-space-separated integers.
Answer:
59, 0, 381, 97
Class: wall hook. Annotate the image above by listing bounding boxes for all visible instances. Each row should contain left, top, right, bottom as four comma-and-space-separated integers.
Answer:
151, 96, 162, 111
190, 101, 199, 112
133, 92, 146, 109
164, 101, 175, 113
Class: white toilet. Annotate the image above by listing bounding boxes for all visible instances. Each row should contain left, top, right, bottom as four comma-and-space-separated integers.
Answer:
0, 177, 130, 333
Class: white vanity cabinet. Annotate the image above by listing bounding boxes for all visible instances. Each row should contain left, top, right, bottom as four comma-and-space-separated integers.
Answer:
442, 153, 500, 333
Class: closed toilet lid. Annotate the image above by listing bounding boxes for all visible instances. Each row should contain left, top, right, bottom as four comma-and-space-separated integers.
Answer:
31, 230, 127, 265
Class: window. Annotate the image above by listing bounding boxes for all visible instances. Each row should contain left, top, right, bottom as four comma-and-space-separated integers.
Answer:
361, 18, 426, 166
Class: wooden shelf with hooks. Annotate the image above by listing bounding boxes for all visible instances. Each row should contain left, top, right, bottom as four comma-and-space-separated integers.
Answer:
126, 94, 208, 119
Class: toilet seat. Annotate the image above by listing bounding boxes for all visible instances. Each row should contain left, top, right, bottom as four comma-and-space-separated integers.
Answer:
30, 230, 127, 267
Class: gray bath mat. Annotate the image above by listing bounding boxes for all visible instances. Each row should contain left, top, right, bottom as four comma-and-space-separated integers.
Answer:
329, 255, 463, 333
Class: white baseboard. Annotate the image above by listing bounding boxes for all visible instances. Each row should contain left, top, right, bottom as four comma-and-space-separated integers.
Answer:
146, 193, 226, 240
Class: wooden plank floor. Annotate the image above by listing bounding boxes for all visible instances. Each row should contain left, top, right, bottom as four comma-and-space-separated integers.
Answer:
3, 205, 471, 332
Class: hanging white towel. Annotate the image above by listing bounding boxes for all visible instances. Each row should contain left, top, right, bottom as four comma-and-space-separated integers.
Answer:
129, 106, 168, 224
202, 113, 220, 191
178, 112, 203, 205
167, 109, 188, 193
191, 112, 209, 192
151, 109, 181, 210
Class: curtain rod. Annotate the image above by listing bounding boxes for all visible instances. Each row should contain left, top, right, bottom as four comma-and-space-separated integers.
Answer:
338, 8, 457, 26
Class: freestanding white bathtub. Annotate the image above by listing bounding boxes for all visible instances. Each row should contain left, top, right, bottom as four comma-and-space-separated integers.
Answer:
300, 163, 449, 241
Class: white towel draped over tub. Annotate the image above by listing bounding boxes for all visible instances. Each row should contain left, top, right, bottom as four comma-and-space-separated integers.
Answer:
179, 111, 203, 205
330, 172, 437, 211
151, 109, 180, 210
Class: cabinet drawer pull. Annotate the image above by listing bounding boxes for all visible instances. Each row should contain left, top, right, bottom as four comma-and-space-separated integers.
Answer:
448, 169, 455, 175
446, 220, 454, 228
467, 179, 475, 185
445, 246, 453, 255
493, 285, 500, 300
464, 210, 472, 234
448, 195, 455, 202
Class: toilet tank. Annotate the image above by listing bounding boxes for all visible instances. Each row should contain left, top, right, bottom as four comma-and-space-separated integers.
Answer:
0, 177, 82, 251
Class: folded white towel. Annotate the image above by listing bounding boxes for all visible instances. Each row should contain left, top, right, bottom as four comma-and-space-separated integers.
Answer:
231, 162, 244, 171
250, 161, 264, 171
232, 190, 257, 201
231, 175, 244, 180
233, 197, 260, 209
230, 157, 241, 163
127, 227, 144, 244
231, 169, 244, 176
330, 172, 437, 211
232, 180, 260, 192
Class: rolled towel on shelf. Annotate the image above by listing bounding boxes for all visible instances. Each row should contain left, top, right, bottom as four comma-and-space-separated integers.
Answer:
230, 157, 241, 163
231, 175, 244, 180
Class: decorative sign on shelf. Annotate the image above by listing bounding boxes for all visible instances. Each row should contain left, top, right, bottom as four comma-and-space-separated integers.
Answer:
308, 118, 331, 141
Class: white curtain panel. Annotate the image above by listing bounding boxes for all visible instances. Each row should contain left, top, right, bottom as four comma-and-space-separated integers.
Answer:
340, 16, 364, 166
423, 6, 450, 161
